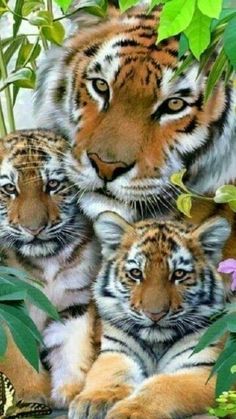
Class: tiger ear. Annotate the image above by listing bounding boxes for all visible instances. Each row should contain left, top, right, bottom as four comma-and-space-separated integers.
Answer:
67, 1, 119, 29
192, 217, 231, 264
94, 211, 133, 258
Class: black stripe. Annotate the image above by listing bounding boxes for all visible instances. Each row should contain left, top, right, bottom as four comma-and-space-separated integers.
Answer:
114, 39, 140, 48
59, 304, 88, 319
84, 44, 100, 57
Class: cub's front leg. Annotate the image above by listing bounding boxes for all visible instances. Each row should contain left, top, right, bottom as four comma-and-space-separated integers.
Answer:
69, 352, 143, 419
42, 305, 97, 408
107, 368, 216, 419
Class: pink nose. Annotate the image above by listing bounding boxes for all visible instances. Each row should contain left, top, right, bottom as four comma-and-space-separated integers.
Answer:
24, 226, 45, 236
143, 310, 168, 322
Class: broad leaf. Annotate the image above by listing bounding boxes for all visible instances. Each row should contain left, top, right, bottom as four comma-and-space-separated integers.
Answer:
216, 352, 236, 396
158, 0, 196, 42
41, 21, 65, 45
178, 33, 189, 58
198, 0, 223, 19
184, 7, 211, 59
214, 185, 236, 203
0, 323, 7, 358
54, 0, 73, 12
13, 0, 24, 37
193, 314, 228, 354
224, 16, 236, 69
119, 0, 139, 12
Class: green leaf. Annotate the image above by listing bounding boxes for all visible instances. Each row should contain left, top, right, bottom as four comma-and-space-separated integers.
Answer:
119, 0, 139, 12
22, 0, 44, 16
158, 0, 196, 42
184, 7, 211, 59
229, 201, 236, 212
2, 68, 36, 89
41, 21, 65, 45
176, 193, 192, 217
54, 0, 73, 12
224, 16, 236, 69
3, 36, 25, 69
0, 304, 42, 343
216, 352, 236, 396
170, 169, 188, 191
198, 0, 223, 19
29, 10, 52, 26
214, 185, 236, 203
173, 53, 195, 78
231, 365, 236, 374
0, 309, 39, 370
72, 0, 108, 17
178, 33, 189, 58
13, 0, 24, 37
205, 47, 227, 100
0, 323, 7, 358
211, 336, 236, 377
193, 314, 228, 354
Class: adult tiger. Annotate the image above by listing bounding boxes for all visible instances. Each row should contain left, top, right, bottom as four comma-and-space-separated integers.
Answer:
35, 6, 236, 227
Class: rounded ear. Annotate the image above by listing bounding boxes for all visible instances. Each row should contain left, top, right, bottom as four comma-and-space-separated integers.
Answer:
192, 217, 231, 264
94, 211, 133, 258
67, 1, 119, 29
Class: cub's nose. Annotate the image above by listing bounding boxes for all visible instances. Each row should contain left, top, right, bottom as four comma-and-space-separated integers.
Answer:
88, 152, 134, 182
23, 226, 45, 236
143, 309, 168, 322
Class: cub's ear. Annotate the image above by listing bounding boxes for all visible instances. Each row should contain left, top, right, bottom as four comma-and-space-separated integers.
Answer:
193, 217, 231, 263
94, 211, 133, 258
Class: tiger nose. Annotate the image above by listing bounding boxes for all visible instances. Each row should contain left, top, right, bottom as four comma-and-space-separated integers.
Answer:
143, 309, 168, 322
88, 153, 135, 182
23, 226, 46, 236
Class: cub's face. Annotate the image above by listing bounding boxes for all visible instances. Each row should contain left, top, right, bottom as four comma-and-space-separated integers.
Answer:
94, 212, 230, 341
36, 7, 233, 219
0, 130, 85, 258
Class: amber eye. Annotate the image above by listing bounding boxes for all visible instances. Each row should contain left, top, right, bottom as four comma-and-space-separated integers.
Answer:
2, 183, 16, 194
167, 98, 186, 112
47, 179, 61, 191
173, 269, 186, 280
92, 79, 109, 95
129, 268, 143, 281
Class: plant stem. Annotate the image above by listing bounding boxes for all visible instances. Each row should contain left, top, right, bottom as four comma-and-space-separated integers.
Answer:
0, 38, 15, 133
0, 96, 7, 136
47, 0, 53, 17
40, 32, 49, 50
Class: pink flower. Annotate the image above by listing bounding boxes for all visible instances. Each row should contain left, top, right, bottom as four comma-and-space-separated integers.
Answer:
218, 259, 236, 291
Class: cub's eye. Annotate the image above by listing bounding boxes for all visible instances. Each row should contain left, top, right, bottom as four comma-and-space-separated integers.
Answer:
166, 98, 186, 113
92, 79, 109, 95
172, 269, 186, 280
128, 268, 143, 281
47, 179, 61, 191
2, 184, 16, 194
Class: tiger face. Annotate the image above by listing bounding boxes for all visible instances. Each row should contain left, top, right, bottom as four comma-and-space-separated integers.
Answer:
36, 7, 236, 220
94, 212, 230, 342
0, 130, 87, 257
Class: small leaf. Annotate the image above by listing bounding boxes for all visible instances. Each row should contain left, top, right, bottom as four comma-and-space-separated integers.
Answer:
22, 0, 44, 16
224, 16, 236, 69
158, 0, 196, 42
176, 193, 192, 217
198, 0, 223, 19
54, 0, 73, 12
119, 0, 139, 13
0, 323, 7, 358
184, 7, 211, 59
231, 365, 236, 374
178, 33, 189, 58
214, 185, 236, 203
29, 10, 52, 26
170, 169, 188, 191
41, 21, 65, 45
3, 68, 36, 90
205, 47, 227, 100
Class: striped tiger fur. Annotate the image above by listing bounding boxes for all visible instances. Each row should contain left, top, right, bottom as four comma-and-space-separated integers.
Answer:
0, 130, 100, 408
35, 5, 236, 224
69, 211, 230, 419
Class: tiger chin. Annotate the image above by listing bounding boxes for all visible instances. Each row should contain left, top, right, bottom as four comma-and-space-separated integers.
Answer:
0, 130, 100, 408
69, 211, 230, 419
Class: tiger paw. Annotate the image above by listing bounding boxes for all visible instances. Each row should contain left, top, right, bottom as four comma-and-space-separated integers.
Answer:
51, 381, 84, 408
106, 397, 165, 419
68, 385, 132, 419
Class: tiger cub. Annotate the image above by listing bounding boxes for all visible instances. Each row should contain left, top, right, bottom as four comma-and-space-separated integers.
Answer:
69, 211, 230, 419
0, 130, 99, 408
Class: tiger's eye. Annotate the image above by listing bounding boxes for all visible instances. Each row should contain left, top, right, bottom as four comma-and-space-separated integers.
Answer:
47, 179, 60, 191
173, 269, 186, 279
167, 98, 186, 112
129, 268, 143, 281
3, 184, 16, 194
92, 79, 109, 94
